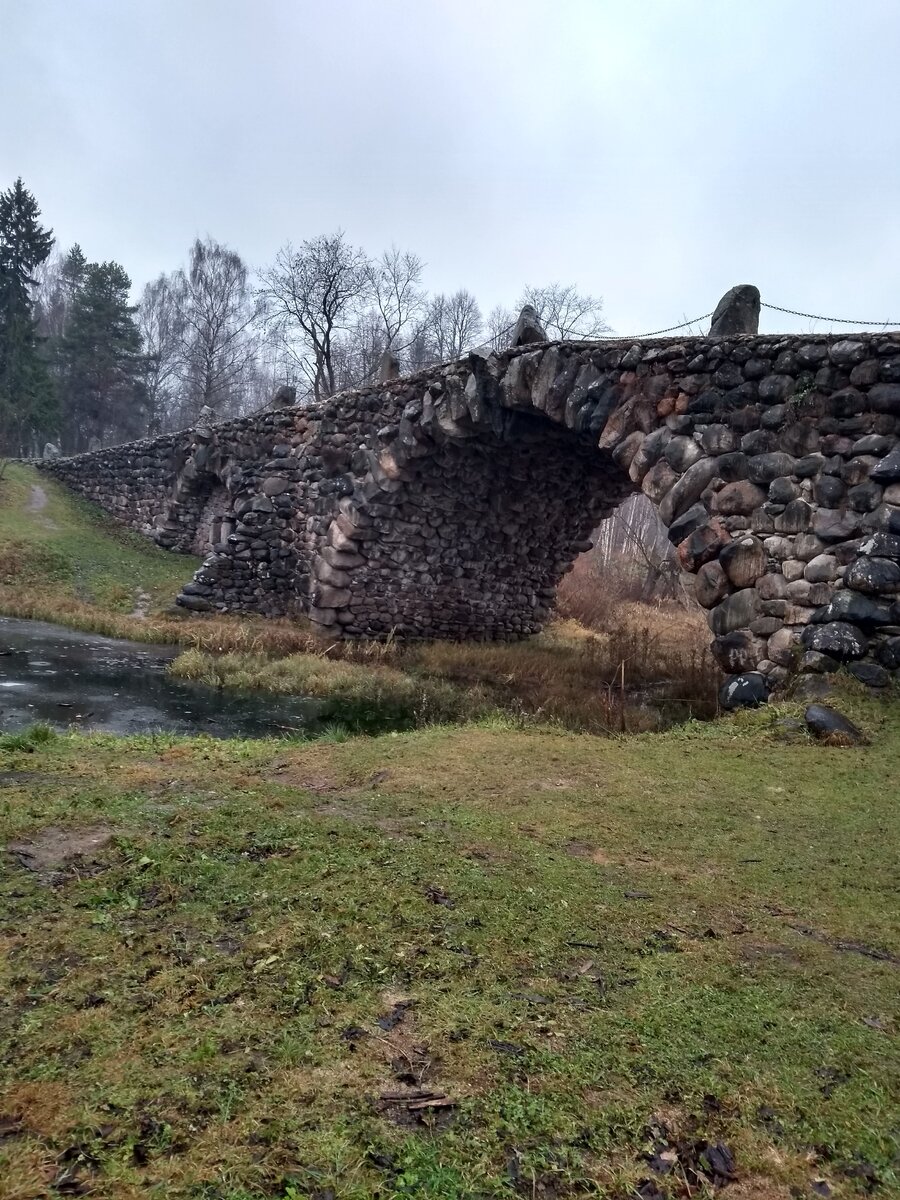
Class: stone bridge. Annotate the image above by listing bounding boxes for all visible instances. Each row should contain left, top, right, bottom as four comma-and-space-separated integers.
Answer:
41, 322, 900, 695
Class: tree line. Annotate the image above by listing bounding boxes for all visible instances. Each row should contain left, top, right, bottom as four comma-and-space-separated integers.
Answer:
0, 178, 609, 455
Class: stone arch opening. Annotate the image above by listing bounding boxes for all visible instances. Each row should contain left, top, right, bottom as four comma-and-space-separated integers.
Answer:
309, 400, 636, 639
188, 479, 233, 556
153, 438, 234, 557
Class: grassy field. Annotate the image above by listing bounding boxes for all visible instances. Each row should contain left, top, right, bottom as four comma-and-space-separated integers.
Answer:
0, 461, 898, 1198
0, 696, 898, 1199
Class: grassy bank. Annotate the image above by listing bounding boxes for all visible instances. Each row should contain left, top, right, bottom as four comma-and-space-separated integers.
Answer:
0, 689, 898, 1199
0, 463, 719, 733
0, 461, 199, 629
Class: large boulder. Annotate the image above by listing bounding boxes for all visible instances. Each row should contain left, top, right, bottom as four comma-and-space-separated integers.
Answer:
270, 383, 297, 407
844, 556, 900, 594
378, 349, 401, 381
709, 284, 761, 336
720, 535, 767, 588
871, 448, 900, 483
804, 704, 865, 746
812, 589, 891, 626
510, 305, 548, 347
801, 621, 868, 660
719, 672, 769, 709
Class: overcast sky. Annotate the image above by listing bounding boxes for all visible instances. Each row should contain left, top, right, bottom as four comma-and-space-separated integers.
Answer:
4, 0, 900, 337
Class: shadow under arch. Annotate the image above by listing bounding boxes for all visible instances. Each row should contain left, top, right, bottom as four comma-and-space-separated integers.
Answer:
155, 436, 238, 558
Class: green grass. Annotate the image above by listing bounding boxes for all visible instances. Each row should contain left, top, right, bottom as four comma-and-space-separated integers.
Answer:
0, 461, 198, 616
0, 687, 897, 1198
1, 457, 898, 1197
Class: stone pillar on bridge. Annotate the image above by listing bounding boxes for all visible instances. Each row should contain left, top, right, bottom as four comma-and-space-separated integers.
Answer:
709, 284, 761, 336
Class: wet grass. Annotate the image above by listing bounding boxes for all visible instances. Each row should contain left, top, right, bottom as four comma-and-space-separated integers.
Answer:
0, 684, 897, 1198
0, 462, 198, 618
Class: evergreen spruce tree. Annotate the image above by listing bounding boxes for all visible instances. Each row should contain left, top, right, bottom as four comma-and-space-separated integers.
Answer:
0, 179, 55, 453
60, 244, 87, 299
62, 261, 147, 449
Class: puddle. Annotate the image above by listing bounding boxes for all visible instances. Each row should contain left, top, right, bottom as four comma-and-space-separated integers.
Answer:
0, 617, 323, 739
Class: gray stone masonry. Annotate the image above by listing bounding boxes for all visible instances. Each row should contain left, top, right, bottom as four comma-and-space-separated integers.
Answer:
40, 331, 900, 692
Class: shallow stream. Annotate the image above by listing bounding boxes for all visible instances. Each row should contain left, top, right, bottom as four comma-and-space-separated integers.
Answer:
0, 617, 322, 738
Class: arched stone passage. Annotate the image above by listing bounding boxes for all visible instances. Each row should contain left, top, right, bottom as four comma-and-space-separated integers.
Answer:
311, 412, 631, 638
152, 435, 235, 556
42, 330, 900, 690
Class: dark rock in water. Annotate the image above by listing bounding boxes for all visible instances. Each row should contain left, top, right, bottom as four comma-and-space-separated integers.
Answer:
709, 284, 760, 336
719, 672, 768, 710
847, 661, 891, 688
801, 621, 868, 660
804, 704, 865, 745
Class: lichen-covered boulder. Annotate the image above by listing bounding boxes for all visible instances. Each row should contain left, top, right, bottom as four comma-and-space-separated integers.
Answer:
709, 284, 761, 336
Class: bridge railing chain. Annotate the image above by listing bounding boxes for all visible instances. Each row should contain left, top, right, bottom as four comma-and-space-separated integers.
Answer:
490, 301, 900, 347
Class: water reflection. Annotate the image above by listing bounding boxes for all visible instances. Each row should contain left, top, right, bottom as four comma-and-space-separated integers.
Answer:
0, 617, 322, 738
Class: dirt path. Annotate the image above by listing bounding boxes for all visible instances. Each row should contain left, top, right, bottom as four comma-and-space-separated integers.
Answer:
23, 482, 58, 531
26, 484, 48, 512
130, 589, 151, 618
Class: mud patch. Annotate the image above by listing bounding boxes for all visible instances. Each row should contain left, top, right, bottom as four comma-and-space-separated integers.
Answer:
130, 589, 151, 618
375, 1089, 456, 1130
565, 839, 615, 866
742, 942, 807, 967
0, 771, 63, 788
369, 993, 452, 1127
312, 799, 412, 841
272, 768, 338, 792
313, 798, 368, 823
7, 825, 114, 877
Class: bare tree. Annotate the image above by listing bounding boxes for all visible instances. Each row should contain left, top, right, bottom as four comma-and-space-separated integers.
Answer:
420, 289, 482, 363
173, 237, 259, 419
259, 232, 370, 401
331, 306, 387, 392
593, 495, 688, 603
519, 282, 609, 340
485, 304, 515, 350
365, 246, 426, 352
137, 274, 182, 433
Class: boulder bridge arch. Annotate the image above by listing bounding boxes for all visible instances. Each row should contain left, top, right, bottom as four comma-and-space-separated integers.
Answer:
41, 331, 900, 692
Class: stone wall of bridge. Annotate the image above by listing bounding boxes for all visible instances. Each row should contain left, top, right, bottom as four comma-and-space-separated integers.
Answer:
41, 330, 900, 692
